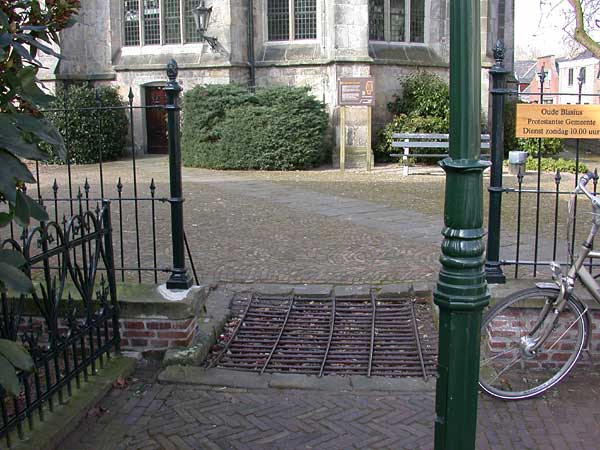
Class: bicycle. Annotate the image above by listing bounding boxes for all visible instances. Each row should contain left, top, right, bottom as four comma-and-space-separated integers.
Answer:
479, 172, 599, 400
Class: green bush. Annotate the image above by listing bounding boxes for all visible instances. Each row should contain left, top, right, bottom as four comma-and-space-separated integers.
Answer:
517, 136, 562, 157
182, 85, 328, 170
45, 85, 129, 164
387, 72, 449, 118
377, 72, 450, 160
524, 157, 587, 174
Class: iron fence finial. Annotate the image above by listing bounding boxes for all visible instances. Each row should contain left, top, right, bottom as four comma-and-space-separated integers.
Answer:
493, 40, 505, 67
167, 59, 178, 83
539, 64, 547, 84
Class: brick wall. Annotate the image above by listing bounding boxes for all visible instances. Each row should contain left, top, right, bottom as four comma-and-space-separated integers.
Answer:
484, 307, 600, 369
120, 318, 196, 351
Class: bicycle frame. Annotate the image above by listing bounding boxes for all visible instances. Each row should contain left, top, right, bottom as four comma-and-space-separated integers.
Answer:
527, 176, 600, 353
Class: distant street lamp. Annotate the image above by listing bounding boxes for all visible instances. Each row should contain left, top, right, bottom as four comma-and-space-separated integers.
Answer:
193, 0, 218, 50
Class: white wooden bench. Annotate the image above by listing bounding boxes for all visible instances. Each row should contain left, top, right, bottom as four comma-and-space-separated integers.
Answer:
391, 133, 491, 176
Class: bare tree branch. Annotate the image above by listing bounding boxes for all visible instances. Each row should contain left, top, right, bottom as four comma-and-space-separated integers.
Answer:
567, 0, 600, 57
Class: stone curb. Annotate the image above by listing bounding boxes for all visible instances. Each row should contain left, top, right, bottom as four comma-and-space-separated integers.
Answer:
14, 356, 137, 450
158, 366, 436, 393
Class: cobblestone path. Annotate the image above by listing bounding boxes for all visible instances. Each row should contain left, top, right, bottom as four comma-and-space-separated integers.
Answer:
33, 158, 444, 285
60, 361, 600, 450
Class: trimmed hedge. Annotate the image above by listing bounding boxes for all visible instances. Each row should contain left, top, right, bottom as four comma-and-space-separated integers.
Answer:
181, 85, 329, 170
45, 85, 129, 164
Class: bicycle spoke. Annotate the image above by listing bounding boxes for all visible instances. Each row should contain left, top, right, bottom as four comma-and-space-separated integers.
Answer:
480, 347, 518, 366
547, 307, 587, 351
488, 353, 522, 386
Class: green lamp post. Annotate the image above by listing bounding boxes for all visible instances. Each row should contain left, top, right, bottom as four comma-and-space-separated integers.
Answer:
433, 0, 490, 448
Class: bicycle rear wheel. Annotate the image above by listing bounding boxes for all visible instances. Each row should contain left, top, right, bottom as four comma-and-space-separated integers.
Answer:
479, 287, 587, 400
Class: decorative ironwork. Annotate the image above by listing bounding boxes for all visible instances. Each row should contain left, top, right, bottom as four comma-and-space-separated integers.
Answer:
492, 40, 505, 66
3, 63, 198, 286
0, 202, 120, 448
166, 59, 178, 82
485, 58, 600, 280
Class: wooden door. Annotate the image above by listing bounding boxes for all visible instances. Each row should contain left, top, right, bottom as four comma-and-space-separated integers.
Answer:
145, 86, 168, 154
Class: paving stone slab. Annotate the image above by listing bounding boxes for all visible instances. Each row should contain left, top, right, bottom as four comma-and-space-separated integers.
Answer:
158, 366, 272, 389
333, 284, 373, 298
269, 373, 352, 391
350, 375, 435, 392
292, 284, 334, 297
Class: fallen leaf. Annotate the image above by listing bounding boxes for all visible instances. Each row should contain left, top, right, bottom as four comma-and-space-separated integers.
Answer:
113, 376, 129, 389
86, 406, 107, 418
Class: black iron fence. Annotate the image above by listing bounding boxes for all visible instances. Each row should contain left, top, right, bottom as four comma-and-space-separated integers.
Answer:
485, 42, 600, 281
0, 201, 119, 448
2, 60, 196, 287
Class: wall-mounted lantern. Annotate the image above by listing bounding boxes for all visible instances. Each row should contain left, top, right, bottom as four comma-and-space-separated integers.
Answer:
193, 0, 218, 50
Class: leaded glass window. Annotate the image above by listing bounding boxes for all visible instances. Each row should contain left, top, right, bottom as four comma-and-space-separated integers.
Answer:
294, 0, 316, 39
267, 0, 316, 41
143, 0, 160, 45
389, 0, 405, 42
164, 0, 181, 44
124, 0, 141, 46
409, 0, 424, 43
267, 0, 289, 41
184, 0, 202, 43
368, 0, 425, 43
368, 0, 384, 41
123, 0, 203, 46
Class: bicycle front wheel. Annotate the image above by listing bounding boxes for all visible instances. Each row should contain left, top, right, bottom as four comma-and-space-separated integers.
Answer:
479, 287, 587, 400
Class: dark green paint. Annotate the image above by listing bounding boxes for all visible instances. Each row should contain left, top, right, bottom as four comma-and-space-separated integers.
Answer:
165, 60, 193, 290
433, 0, 490, 448
485, 42, 508, 284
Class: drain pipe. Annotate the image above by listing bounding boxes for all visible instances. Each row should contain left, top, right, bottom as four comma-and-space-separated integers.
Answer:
247, 0, 256, 91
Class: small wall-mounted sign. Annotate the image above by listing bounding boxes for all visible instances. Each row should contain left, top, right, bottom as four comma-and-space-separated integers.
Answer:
516, 104, 600, 139
338, 77, 375, 106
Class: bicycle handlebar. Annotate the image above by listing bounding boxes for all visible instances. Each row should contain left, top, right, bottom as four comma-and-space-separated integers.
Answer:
577, 172, 600, 209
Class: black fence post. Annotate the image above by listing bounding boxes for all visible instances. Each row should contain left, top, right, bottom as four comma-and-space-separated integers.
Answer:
101, 200, 121, 353
485, 40, 508, 284
164, 60, 192, 290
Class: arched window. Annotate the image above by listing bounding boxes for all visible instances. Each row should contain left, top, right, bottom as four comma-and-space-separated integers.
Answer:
267, 0, 317, 41
123, 0, 202, 46
369, 0, 425, 43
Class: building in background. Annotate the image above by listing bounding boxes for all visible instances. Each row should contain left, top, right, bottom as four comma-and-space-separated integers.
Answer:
39, 0, 514, 159
513, 59, 535, 102
557, 50, 600, 105
519, 55, 560, 104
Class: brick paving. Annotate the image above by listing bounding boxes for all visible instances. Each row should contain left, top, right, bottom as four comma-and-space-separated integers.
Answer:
60, 360, 600, 450
33, 157, 600, 449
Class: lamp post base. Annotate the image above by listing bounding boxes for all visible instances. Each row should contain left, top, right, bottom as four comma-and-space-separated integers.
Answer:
166, 270, 193, 291
485, 261, 506, 284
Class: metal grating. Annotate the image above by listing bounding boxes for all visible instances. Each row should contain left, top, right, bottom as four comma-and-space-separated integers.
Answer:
208, 293, 437, 379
